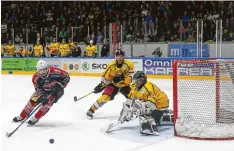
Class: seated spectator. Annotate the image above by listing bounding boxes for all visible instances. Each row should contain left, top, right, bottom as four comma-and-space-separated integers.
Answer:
71, 42, 82, 57
84, 40, 98, 57
101, 41, 109, 57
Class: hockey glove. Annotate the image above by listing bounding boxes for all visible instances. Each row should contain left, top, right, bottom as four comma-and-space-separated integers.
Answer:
39, 93, 49, 106
113, 73, 124, 83
94, 83, 105, 94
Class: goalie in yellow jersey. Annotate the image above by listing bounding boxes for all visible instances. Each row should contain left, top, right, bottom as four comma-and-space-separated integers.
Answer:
118, 71, 170, 135
86, 49, 134, 118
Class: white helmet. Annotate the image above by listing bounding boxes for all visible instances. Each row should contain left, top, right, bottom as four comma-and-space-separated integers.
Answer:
36, 60, 48, 71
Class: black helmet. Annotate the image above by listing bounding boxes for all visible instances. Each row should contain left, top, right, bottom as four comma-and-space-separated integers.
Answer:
133, 71, 147, 90
115, 49, 125, 56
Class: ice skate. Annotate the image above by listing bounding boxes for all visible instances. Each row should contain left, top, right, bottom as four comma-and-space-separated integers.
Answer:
86, 108, 94, 119
28, 117, 39, 125
13, 116, 24, 122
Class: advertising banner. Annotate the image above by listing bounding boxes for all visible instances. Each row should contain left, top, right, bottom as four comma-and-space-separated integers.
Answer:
143, 58, 214, 76
80, 59, 143, 73
61, 59, 81, 72
168, 43, 209, 57
2, 58, 38, 71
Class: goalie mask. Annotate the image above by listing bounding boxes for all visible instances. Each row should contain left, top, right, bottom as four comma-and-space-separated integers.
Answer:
133, 71, 147, 90
36, 60, 49, 79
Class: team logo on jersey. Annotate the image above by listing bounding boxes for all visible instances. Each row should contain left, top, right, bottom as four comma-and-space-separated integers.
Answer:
82, 62, 89, 71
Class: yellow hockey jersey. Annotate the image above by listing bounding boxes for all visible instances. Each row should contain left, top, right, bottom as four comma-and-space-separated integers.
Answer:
33, 44, 43, 57
102, 59, 134, 88
5, 44, 15, 56
59, 43, 69, 57
1, 45, 5, 56
50, 42, 59, 55
128, 81, 169, 110
85, 45, 97, 57
18, 49, 30, 57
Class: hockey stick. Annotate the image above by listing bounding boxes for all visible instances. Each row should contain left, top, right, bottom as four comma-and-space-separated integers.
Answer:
106, 121, 122, 133
6, 103, 42, 138
74, 91, 94, 102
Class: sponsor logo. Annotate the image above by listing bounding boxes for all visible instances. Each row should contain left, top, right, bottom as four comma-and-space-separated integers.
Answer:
69, 64, 73, 70
74, 64, 79, 70
82, 62, 89, 71
92, 63, 107, 69
63, 64, 68, 70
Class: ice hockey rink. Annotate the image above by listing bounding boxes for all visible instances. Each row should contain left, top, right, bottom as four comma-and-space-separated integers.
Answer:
1, 75, 234, 151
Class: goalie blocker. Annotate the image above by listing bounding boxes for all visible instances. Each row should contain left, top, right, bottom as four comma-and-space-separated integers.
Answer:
118, 71, 171, 135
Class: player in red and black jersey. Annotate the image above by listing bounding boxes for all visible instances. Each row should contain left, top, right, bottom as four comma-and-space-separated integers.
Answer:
12, 60, 70, 125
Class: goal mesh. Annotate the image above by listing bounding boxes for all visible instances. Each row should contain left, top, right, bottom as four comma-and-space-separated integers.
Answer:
173, 59, 234, 140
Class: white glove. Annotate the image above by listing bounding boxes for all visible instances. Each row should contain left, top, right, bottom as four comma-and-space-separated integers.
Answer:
118, 99, 133, 123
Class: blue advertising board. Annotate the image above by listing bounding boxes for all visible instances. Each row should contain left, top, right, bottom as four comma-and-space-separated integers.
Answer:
143, 58, 214, 76
168, 44, 209, 57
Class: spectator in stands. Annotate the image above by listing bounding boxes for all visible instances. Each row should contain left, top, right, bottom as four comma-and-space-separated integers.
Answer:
71, 42, 82, 57
96, 31, 104, 43
101, 41, 109, 57
59, 28, 68, 42
49, 38, 60, 57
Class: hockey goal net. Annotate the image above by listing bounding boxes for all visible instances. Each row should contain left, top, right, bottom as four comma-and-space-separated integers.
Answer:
173, 59, 234, 140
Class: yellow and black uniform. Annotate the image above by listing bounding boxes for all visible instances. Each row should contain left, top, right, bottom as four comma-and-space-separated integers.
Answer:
17, 48, 30, 57
5, 44, 15, 56
50, 42, 59, 56
87, 57, 134, 116
33, 44, 43, 57
84, 45, 97, 57
59, 43, 69, 57
129, 81, 169, 110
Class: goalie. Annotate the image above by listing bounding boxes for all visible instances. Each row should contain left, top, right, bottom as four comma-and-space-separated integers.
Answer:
118, 71, 170, 135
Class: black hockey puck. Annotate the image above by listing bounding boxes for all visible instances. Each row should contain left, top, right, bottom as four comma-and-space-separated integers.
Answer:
49, 138, 54, 144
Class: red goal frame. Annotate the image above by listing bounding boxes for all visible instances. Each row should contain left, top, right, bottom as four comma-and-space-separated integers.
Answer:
173, 59, 234, 140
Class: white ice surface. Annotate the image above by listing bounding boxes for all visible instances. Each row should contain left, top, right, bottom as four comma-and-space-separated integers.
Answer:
1, 75, 234, 151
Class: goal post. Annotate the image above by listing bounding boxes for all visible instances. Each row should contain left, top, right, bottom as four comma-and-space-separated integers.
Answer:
173, 59, 234, 140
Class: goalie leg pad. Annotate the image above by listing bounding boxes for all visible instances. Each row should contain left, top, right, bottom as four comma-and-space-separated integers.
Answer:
139, 116, 159, 135
118, 102, 133, 123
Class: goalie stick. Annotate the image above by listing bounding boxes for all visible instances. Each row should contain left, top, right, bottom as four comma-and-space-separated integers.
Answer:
6, 103, 42, 138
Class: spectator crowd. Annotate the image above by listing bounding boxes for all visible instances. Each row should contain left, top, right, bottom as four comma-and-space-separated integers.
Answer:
1, 1, 234, 57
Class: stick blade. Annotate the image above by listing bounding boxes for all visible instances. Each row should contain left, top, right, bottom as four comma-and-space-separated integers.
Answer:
74, 96, 77, 102
6, 132, 11, 137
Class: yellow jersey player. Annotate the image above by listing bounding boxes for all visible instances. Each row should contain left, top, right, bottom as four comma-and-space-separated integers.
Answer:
17, 45, 28, 57
5, 40, 16, 56
86, 49, 134, 118
33, 40, 43, 57
118, 71, 169, 135
84, 40, 98, 57
59, 39, 69, 57
68, 38, 75, 56
49, 38, 59, 57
